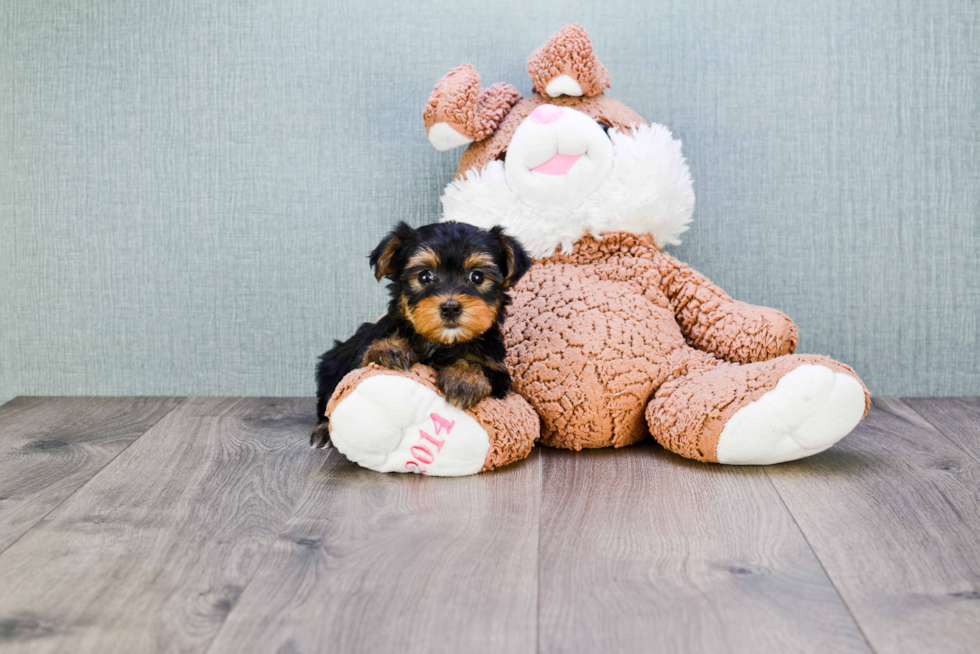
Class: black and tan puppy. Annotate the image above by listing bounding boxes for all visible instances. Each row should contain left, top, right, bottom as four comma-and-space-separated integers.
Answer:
310, 221, 531, 448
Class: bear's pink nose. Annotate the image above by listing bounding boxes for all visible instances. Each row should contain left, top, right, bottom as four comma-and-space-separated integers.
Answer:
529, 104, 563, 125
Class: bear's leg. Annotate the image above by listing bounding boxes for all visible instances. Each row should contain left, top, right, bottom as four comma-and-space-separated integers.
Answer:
646, 354, 869, 464
324, 363, 539, 476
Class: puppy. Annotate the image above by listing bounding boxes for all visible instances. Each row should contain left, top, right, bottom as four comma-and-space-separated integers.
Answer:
310, 221, 531, 448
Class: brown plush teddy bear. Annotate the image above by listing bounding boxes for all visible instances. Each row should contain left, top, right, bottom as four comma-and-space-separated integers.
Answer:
325, 25, 869, 476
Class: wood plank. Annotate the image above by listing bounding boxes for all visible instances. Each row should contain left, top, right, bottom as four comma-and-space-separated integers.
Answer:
538, 443, 869, 654
766, 398, 980, 654
904, 397, 980, 462
0, 396, 183, 552
0, 397, 328, 654
205, 449, 541, 654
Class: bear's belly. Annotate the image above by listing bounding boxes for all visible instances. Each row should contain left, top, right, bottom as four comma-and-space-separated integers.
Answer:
503, 268, 689, 450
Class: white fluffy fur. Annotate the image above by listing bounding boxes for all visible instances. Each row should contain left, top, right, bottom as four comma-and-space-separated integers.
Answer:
441, 123, 696, 258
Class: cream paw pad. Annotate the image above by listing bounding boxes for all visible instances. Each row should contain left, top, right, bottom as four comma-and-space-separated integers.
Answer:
326, 365, 539, 476
716, 364, 868, 465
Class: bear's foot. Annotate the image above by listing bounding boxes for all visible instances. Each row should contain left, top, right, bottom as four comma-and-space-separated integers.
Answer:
647, 354, 869, 465
326, 364, 538, 476
715, 364, 866, 464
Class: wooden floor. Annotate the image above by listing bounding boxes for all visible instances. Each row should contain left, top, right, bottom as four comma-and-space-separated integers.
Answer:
0, 397, 977, 653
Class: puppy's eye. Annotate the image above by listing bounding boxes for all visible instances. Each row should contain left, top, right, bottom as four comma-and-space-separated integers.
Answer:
469, 271, 484, 285
418, 270, 434, 285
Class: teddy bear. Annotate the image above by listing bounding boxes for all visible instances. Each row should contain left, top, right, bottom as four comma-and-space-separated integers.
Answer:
324, 24, 869, 476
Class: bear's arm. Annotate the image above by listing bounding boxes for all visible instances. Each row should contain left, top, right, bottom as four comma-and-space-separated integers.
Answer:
650, 249, 799, 364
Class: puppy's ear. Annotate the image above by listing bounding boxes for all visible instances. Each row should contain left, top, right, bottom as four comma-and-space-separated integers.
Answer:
491, 226, 532, 288
369, 222, 415, 281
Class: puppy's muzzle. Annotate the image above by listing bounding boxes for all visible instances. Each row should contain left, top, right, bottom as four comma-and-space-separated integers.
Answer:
440, 299, 462, 321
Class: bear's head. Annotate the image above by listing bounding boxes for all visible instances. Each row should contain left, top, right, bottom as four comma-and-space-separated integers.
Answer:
424, 24, 696, 259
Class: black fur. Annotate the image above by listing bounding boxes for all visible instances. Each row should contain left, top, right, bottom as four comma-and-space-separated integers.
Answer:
312, 221, 531, 447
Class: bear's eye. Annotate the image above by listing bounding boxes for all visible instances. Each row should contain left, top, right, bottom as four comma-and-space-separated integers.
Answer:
418, 270, 434, 285
469, 271, 484, 285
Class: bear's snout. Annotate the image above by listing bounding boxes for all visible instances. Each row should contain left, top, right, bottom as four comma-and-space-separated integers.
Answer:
529, 104, 563, 125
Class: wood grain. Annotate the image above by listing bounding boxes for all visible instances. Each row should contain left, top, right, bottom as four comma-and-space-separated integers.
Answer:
766, 398, 980, 654
0, 396, 183, 553
538, 443, 869, 654
0, 397, 328, 654
205, 449, 541, 654
904, 397, 980, 463
2, 396, 978, 652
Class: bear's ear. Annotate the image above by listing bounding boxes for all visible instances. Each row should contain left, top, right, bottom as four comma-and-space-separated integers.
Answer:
423, 64, 522, 152
527, 24, 610, 98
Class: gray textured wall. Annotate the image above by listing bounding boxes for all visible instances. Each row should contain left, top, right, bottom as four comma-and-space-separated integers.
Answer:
1, 0, 978, 404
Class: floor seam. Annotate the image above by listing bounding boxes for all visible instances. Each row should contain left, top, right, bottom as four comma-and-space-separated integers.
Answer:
900, 397, 980, 466
201, 446, 340, 654
0, 397, 188, 559
536, 448, 543, 654
762, 466, 879, 654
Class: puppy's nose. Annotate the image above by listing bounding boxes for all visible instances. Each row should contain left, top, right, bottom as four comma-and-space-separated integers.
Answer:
440, 299, 462, 319
529, 104, 563, 125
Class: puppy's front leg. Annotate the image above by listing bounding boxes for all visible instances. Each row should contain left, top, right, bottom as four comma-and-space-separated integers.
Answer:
482, 360, 512, 400
361, 335, 418, 371
437, 360, 492, 410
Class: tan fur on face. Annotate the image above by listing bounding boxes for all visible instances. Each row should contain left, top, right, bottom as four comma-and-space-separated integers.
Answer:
406, 247, 440, 272
464, 252, 494, 270
456, 295, 497, 340
403, 295, 448, 342
401, 293, 498, 344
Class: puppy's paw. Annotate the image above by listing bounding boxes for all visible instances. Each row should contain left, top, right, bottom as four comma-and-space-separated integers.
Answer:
310, 421, 332, 449
438, 361, 491, 410
444, 381, 491, 410
362, 335, 418, 371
